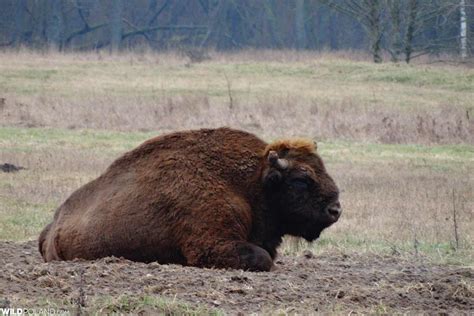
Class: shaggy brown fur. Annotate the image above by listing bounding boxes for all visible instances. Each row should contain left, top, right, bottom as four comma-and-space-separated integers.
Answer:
39, 128, 341, 271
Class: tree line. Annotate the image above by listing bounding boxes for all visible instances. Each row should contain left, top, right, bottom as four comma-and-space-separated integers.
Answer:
0, 0, 472, 63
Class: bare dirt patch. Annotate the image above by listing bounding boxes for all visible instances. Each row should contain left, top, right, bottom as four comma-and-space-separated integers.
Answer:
0, 241, 472, 314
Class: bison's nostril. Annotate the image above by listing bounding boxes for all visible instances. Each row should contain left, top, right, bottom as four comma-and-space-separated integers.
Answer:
326, 202, 341, 219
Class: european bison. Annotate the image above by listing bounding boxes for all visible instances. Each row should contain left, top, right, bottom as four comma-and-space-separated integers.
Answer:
39, 128, 341, 271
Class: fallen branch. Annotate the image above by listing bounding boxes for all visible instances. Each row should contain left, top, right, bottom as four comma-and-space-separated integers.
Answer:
122, 25, 207, 40
65, 23, 108, 46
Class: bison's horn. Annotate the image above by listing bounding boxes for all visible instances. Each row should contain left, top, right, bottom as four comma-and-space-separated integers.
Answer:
277, 158, 289, 169
268, 150, 289, 170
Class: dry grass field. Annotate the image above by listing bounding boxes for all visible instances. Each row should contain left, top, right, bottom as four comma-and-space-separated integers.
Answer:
0, 50, 473, 313
1, 50, 473, 143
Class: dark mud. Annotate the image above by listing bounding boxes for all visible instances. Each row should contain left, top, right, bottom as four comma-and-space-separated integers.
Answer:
0, 163, 25, 173
0, 241, 472, 314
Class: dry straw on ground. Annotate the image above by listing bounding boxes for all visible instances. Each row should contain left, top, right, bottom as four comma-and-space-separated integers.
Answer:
0, 49, 472, 144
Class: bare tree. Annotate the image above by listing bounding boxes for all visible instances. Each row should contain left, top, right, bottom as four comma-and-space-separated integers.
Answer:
400, 0, 463, 63
295, 0, 307, 49
460, 0, 468, 59
387, 0, 403, 61
64, 0, 109, 49
404, 0, 418, 63
13, 0, 27, 48
0, 0, 469, 57
110, 0, 123, 52
368, 0, 384, 62
263, 0, 283, 48
46, 0, 64, 50
320, 0, 386, 62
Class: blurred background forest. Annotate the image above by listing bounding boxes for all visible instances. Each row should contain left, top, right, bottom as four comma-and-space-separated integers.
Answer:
0, 0, 473, 63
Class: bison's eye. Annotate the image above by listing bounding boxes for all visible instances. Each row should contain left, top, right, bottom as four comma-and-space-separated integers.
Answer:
289, 178, 309, 191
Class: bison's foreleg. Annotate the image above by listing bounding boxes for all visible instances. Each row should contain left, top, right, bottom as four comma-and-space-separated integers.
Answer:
183, 240, 273, 272
235, 241, 274, 271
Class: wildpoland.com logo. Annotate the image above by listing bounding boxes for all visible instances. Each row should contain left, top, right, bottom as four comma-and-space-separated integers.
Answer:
0, 308, 69, 315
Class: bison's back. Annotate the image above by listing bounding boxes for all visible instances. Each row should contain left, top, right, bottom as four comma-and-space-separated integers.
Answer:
40, 128, 267, 262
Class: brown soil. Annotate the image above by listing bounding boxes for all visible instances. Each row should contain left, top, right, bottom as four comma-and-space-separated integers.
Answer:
0, 241, 472, 314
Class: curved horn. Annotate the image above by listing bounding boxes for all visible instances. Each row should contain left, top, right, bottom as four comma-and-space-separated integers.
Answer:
267, 150, 289, 170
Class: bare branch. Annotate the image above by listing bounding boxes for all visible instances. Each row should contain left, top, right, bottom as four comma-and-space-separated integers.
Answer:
148, 0, 171, 26
122, 25, 207, 40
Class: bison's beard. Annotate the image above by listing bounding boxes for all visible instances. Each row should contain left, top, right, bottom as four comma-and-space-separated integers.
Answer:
283, 211, 338, 241
301, 228, 322, 242
301, 222, 334, 242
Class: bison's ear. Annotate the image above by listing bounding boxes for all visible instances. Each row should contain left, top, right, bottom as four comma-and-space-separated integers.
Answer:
262, 150, 287, 189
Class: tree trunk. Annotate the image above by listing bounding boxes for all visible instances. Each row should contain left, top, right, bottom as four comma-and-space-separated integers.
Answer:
110, 0, 123, 53
264, 0, 283, 48
295, 0, 306, 49
388, 0, 402, 62
460, 0, 467, 59
368, 0, 383, 63
46, 0, 64, 51
13, 0, 27, 48
404, 0, 418, 63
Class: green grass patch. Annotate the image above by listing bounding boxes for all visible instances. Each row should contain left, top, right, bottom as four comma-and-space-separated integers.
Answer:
281, 235, 473, 266
92, 295, 222, 315
363, 65, 474, 92
1, 54, 472, 110
18, 294, 222, 315
228, 62, 316, 77
0, 127, 154, 154
319, 140, 474, 171
2, 127, 473, 167
0, 196, 54, 240
2, 68, 59, 81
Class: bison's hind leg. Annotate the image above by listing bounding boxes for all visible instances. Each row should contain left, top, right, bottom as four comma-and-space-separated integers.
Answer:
38, 222, 52, 260
38, 222, 63, 262
184, 240, 273, 272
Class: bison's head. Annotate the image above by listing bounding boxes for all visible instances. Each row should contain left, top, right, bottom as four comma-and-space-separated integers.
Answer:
262, 139, 341, 241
